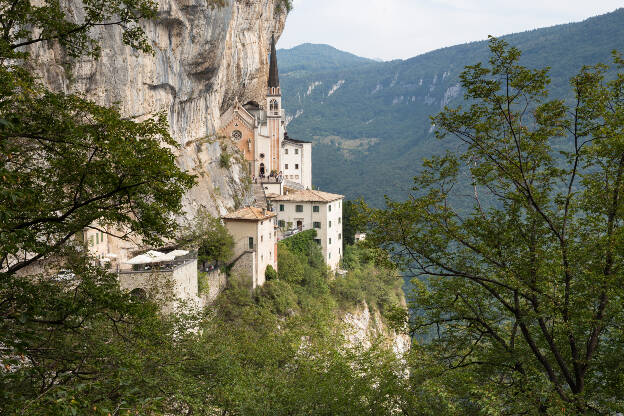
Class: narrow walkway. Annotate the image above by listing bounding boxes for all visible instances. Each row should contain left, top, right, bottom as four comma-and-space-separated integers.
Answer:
252, 183, 268, 210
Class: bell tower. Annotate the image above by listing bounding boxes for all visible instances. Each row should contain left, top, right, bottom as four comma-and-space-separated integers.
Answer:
266, 33, 282, 174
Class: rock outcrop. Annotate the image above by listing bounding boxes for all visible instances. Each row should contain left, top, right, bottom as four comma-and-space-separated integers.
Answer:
342, 301, 411, 356
27, 0, 287, 217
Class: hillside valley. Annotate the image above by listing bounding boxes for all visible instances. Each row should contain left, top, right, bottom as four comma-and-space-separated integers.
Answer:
279, 8, 624, 206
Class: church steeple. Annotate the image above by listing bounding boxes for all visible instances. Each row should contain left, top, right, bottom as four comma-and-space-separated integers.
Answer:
268, 33, 280, 90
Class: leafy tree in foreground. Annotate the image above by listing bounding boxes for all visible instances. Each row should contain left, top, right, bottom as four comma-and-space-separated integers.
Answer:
0, 0, 197, 413
364, 38, 624, 414
178, 208, 234, 270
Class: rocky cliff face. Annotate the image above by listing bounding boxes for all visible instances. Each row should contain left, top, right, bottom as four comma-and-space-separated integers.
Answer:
342, 302, 411, 356
27, 0, 287, 217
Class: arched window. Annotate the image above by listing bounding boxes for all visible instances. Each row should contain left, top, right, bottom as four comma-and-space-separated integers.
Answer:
270, 99, 278, 113
232, 130, 242, 140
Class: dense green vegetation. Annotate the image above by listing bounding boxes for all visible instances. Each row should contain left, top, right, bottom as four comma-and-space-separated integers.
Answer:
178, 208, 235, 270
363, 38, 624, 414
279, 8, 624, 206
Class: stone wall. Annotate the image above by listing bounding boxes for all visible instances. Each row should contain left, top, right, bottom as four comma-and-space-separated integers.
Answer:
119, 259, 200, 313
202, 269, 228, 304
229, 251, 256, 289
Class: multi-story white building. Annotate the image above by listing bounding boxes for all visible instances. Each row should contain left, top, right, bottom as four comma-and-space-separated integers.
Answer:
222, 206, 277, 288
282, 133, 312, 189
270, 190, 344, 270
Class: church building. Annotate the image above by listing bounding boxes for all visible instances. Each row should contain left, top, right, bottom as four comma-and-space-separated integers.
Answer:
220, 35, 312, 190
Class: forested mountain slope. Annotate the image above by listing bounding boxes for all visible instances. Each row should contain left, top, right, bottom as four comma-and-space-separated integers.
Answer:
279, 8, 624, 206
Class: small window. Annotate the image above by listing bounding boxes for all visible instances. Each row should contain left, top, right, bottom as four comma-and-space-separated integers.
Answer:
261, 235, 264, 242
314, 238, 321, 245
313, 205, 319, 213
295, 164, 299, 170
295, 149, 299, 155
313, 222, 321, 229
285, 149, 288, 155
278, 220, 285, 227
261, 254, 263, 261
232, 130, 242, 140
296, 205, 303, 212
329, 238, 332, 245
339, 233, 342, 240
249, 237, 254, 249
280, 204, 284, 212
329, 221, 332, 228
285, 164, 289, 169
329, 205, 332, 212
260, 153, 265, 159
329, 252, 331, 259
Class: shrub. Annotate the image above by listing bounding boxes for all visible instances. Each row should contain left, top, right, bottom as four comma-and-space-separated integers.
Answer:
265, 264, 277, 281
256, 280, 299, 315
219, 151, 231, 168
277, 247, 305, 284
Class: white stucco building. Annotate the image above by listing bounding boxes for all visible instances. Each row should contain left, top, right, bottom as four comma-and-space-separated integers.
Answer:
270, 190, 344, 270
222, 206, 277, 288
282, 133, 312, 189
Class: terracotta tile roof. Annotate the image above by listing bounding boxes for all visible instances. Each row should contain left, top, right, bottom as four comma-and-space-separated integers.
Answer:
270, 189, 344, 203
222, 206, 276, 221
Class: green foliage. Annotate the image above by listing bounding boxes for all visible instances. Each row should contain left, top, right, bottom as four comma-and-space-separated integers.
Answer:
178, 208, 234, 269
280, 9, 624, 207
0, 251, 200, 415
264, 264, 277, 281
219, 148, 232, 169
278, 229, 317, 256
277, 246, 305, 283
275, 0, 293, 14
0, 68, 196, 274
0, 0, 159, 59
342, 200, 358, 246
331, 244, 403, 318
0, 2, 209, 413
365, 38, 624, 413
198, 271, 210, 295
255, 279, 298, 315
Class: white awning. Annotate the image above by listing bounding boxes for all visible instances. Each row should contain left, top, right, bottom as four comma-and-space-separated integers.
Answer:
168, 249, 189, 257
125, 254, 153, 265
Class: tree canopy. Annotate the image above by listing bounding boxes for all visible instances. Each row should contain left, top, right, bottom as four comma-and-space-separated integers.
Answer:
363, 38, 624, 414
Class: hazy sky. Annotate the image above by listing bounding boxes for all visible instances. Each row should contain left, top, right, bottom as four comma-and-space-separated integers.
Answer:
278, 1, 622, 61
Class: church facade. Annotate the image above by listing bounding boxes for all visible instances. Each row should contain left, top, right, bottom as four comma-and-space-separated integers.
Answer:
219, 35, 312, 190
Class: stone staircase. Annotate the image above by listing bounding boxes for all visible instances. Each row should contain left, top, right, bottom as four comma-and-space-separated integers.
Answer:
252, 183, 268, 209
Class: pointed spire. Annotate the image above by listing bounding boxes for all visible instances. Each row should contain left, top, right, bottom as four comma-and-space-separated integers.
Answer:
268, 33, 279, 88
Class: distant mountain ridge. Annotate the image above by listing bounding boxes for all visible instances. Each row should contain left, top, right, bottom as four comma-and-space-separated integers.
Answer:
277, 43, 377, 74
278, 8, 624, 206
